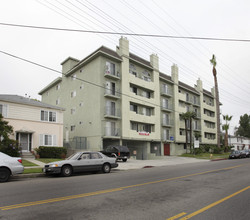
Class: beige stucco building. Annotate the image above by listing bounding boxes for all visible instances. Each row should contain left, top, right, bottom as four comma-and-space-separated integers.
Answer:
0, 95, 64, 152
39, 37, 218, 159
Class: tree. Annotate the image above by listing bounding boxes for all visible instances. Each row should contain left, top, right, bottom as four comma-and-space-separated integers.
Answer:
236, 114, 250, 138
180, 111, 197, 153
0, 114, 19, 156
210, 55, 221, 148
222, 115, 232, 147
0, 114, 13, 142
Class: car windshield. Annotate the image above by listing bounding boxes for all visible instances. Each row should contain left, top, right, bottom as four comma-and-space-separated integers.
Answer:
66, 153, 81, 160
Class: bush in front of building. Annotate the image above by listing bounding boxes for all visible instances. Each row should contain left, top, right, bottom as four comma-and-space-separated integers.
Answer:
0, 139, 20, 157
192, 144, 226, 155
36, 146, 67, 159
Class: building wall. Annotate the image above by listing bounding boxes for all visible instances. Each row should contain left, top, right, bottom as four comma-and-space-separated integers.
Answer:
40, 37, 218, 158
0, 100, 64, 150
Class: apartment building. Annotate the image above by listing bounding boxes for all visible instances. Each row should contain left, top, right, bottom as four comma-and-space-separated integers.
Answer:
39, 37, 218, 159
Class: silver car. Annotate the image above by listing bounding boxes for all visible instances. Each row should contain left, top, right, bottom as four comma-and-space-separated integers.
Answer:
43, 151, 118, 177
0, 152, 24, 182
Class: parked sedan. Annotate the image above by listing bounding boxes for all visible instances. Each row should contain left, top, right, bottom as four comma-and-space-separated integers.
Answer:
0, 152, 24, 182
43, 151, 118, 177
242, 149, 250, 158
229, 150, 245, 159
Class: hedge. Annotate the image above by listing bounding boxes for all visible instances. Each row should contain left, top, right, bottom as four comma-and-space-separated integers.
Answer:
36, 146, 67, 158
0, 139, 21, 157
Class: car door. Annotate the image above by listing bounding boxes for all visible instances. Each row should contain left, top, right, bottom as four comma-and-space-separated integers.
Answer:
73, 153, 91, 173
89, 153, 104, 171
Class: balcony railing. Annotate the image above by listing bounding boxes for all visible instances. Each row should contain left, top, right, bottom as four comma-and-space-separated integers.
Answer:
161, 87, 172, 97
104, 107, 121, 118
162, 119, 173, 127
104, 127, 120, 137
104, 88, 121, 98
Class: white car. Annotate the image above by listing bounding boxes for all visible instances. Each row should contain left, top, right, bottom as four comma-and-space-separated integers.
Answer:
0, 152, 24, 182
43, 151, 118, 177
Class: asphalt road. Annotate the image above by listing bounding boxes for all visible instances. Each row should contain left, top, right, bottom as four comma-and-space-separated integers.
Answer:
0, 159, 250, 220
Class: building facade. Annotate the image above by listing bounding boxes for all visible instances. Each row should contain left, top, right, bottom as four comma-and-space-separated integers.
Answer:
39, 37, 218, 159
0, 95, 64, 152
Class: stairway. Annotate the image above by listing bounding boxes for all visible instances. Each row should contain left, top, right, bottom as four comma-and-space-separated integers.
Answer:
21, 152, 35, 159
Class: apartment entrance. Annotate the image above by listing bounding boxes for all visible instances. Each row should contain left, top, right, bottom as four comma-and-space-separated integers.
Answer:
164, 143, 170, 156
16, 132, 32, 152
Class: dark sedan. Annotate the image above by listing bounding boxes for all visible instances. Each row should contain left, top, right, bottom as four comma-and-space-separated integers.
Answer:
43, 152, 118, 177
229, 150, 245, 159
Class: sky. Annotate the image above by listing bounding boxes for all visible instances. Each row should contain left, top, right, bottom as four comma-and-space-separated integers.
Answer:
1, 0, 250, 134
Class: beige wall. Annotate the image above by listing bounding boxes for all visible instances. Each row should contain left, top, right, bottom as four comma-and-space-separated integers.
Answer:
1, 100, 64, 150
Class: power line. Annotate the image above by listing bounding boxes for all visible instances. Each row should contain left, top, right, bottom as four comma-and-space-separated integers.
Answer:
2, 49, 246, 117
1, 22, 250, 42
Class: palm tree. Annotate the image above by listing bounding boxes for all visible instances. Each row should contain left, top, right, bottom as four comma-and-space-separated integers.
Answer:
180, 111, 197, 153
210, 55, 220, 148
180, 112, 189, 153
222, 115, 232, 147
189, 111, 197, 153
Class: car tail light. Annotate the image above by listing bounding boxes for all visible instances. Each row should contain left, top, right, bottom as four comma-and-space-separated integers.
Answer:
18, 159, 22, 164
118, 152, 120, 156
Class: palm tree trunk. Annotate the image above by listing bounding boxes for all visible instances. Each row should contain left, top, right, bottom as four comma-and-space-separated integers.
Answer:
190, 118, 193, 153
213, 67, 220, 148
185, 119, 188, 153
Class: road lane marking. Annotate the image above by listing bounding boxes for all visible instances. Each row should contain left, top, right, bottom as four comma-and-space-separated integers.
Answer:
167, 212, 187, 220
0, 164, 246, 211
0, 188, 123, 210
179, 186, 250, 220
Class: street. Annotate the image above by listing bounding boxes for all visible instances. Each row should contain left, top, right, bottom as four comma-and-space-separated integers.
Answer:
0, 159, 250, 220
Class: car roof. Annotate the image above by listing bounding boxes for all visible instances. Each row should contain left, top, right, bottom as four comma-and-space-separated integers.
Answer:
108, 145, 129, 152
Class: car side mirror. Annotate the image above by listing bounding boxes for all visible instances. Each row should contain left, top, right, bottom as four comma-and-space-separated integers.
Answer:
78, 157, 82, 160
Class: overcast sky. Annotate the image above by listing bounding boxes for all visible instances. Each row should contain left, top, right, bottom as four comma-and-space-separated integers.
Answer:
1, 0, 250, 134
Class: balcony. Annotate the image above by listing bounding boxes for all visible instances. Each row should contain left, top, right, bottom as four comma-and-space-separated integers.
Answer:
162, 133, 174, 142
161, 88, 172, 97
104, 69, 120, 80
103, 127, 120, 138
104, 89, 120, 99
161, 105, 173, 112
104, 107, 121, 119
162, 119, 174, 127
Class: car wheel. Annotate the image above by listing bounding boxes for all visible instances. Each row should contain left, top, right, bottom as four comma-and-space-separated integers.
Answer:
122, 158, 127, 162
61, 165, 72, 177
102, 163, 111, 173
0, 168, 11, 182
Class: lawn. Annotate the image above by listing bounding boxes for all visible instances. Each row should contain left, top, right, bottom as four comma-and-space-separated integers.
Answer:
22, 159, 39, 167
181, 152, 230, 160
23, 168, 43, 174
36, 158, 63, 163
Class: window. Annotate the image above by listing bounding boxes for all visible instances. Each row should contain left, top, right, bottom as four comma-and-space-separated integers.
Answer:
0, 104, 8, 117
131, 122, 139, 131
41, 110, 56, 122
56, 99, 60, 105
162, 99, 168, 109
130, 86, 137, 95
142, 91, 150, 98
71, 91, 76, 98
106, 61, 115, 75
71, 108, 76, 115
163, 84, 168, 93
71, 74, 76, 80
71, 125, 76, 132
142, 70, 151, 82
41, 110, 48, 121
130, 103, 138, 113
79, 102, 84, 107
91, 153, 102, 159
39, 134, 56, 146
56, 84, 60, 90
129, 64, 137, 76
80, 84, 84, 89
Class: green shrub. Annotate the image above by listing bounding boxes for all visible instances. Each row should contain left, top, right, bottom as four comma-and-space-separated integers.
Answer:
37, 146, 67, 158
0, 139, 21, 157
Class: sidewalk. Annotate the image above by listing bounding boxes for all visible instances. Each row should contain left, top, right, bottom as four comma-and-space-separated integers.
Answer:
21, 156, 209, 175
116, 156, 209, 170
